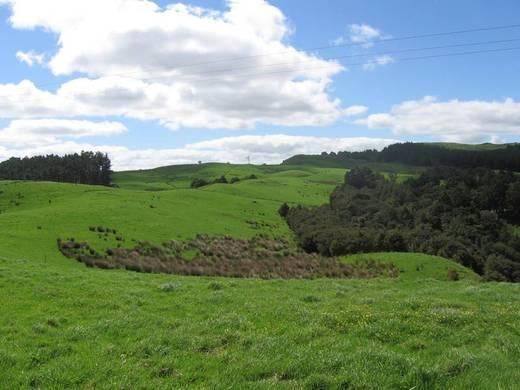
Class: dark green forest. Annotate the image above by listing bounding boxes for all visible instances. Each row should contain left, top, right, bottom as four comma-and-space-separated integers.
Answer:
284, 142, 520, 171
283, 167, 520, 282
0, 152, 112, 186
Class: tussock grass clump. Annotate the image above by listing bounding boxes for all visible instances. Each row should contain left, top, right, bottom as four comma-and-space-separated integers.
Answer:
448, 269, 460, 281
58, 236, 399, 280
159, 282, 179, 292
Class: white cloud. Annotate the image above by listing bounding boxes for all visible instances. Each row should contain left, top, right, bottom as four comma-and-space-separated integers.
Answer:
344, 105, 368, 116
363, 55, 394, 71
334, 24, 383, 47
332, 24, 393, 71
332, 36, 346, 46
5, 119, 127, 137
0, 80, 73, 118
358, 97, 520, 142
0, 119, 127, 148
0, 0, 346, 129
0, 76, 345, 129
16, 50, 45, 66
0, 134, 399, 171
349, 24, 382, 46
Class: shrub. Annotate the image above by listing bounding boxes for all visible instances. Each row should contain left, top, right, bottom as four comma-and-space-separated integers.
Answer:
447, 269, 460, 281
57, 236, 399, 280
191, 178, 209, 188
214, 176, 228, 184
302, 295, 321, 303
208, 282, 224, 290
278, 202, 290, 218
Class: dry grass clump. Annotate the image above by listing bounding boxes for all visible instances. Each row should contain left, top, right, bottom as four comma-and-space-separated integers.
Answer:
58, 236, 398, 280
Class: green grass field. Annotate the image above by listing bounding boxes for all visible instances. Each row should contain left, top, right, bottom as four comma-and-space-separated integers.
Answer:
1, 164, 519, 388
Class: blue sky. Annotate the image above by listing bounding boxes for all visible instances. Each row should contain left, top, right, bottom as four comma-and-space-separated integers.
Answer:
0, 0, 519, 169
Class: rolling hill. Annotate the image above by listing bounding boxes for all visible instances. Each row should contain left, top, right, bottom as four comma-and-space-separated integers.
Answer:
0, 163, 519, 388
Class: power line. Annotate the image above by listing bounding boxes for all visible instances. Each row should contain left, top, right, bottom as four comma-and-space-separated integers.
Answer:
7, 36, 520, 91
181, 45, 520, 83
9, 22, 520, 90
0, 46, 517, 99
155, 23, 520, 69
155, 37, 520, 79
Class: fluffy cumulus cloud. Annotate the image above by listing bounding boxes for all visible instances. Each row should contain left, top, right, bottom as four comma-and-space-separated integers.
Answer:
359, 97, 520, 142
0, 0, 346, 129
0, 1, 401, 170
0, 119, 127, 148
0, 134, 399, 171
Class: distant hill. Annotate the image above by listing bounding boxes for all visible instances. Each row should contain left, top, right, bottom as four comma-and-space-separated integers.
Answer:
283, 142, 520, 171
430, 142, 515, 151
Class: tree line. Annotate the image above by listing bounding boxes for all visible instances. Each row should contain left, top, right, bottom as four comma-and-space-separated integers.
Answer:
283, 143, 520, 171
281, 166, 520, 282
0, 152, 112, 186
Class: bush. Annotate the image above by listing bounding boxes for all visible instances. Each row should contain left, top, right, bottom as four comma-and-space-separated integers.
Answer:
191, 178, 209, 188
214, 176, 228, 184
447, 269, 460, 281
302, 295, 321, 303
278, 203, 290, 218
208, 282, 224, 290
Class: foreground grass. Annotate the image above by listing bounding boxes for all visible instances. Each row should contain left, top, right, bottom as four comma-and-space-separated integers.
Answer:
1, 165, 519, 388
1, 255, 519, 388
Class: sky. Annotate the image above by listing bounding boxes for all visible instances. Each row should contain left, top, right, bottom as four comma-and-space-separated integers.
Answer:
0, 0, 520, 170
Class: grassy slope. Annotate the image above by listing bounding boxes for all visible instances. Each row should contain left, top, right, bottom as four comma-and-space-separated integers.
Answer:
430, 142, 515, 151
281, 156, 425, 174
345, 252, 478, 282
1, 164, 519, 388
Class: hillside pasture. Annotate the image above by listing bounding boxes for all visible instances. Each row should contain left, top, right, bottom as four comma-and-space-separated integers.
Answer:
0, 164, 519, 388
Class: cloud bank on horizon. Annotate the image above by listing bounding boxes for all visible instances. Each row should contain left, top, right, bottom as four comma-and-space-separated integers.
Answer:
0, 0, 519, 170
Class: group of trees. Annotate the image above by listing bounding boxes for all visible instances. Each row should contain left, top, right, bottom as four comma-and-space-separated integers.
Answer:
283, 143, 520, 171
0, 152, 112, 186
282, 167, 520, 282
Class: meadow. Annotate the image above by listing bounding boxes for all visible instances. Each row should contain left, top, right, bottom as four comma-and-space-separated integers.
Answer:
0, 163, 519, 388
